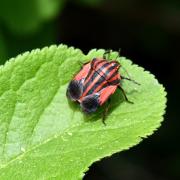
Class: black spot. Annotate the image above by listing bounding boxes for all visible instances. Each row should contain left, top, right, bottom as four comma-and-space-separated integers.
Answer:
81, 94, 99, 113
66, 80, 83, 101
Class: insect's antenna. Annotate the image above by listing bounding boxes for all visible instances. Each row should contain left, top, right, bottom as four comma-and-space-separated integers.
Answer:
103, 49, 111, 59
116, 49, 140, 85
121, 75, 140, 85
115, 48, 121, 60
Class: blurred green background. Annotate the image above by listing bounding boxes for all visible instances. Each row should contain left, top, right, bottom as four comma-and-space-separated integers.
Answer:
0, 0, 179, 179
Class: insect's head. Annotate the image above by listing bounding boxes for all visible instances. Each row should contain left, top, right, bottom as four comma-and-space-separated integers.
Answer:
110, 60, 121, 71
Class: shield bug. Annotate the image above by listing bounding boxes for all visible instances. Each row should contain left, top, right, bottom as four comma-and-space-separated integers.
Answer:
66, 50, 139, 124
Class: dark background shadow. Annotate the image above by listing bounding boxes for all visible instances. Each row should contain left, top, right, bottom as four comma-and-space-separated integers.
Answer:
0, 0, 179, 179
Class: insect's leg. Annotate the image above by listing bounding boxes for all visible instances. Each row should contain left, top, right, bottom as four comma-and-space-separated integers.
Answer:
102, 99, 111, 125
103, 49, 111, 59
121, 76, 140, 85
118, 85, 134, 104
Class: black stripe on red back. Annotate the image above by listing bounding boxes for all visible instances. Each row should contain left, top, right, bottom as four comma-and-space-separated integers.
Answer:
86, 63, 119, 95
83, 62, 110, 92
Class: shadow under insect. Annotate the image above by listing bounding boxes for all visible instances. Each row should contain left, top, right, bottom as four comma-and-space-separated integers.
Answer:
67, 85, 137, 125
82, 90, 126, 123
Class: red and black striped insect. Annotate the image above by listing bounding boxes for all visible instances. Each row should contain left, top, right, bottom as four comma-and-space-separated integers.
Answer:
66, 50, 139, 124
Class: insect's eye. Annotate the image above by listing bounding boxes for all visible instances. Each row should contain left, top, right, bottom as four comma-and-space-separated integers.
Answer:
81, 94, 99, 113
66, 80, 83, 101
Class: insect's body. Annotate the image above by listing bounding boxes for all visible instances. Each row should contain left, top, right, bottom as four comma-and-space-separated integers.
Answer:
67, 56, 121, 113
78, 58, 120, 101
66, 52, 137, 122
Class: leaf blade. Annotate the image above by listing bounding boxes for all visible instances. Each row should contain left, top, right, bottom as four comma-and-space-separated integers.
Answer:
0, 45, 166, 179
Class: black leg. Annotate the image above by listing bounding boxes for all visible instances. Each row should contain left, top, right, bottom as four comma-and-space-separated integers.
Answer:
121, 76, 140, 85
102, 99, 111, 125
118, 85, 134, 104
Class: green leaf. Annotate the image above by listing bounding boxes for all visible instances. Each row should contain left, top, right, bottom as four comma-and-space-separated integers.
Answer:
0, 0, 66, 34
0, 45, 166, 179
